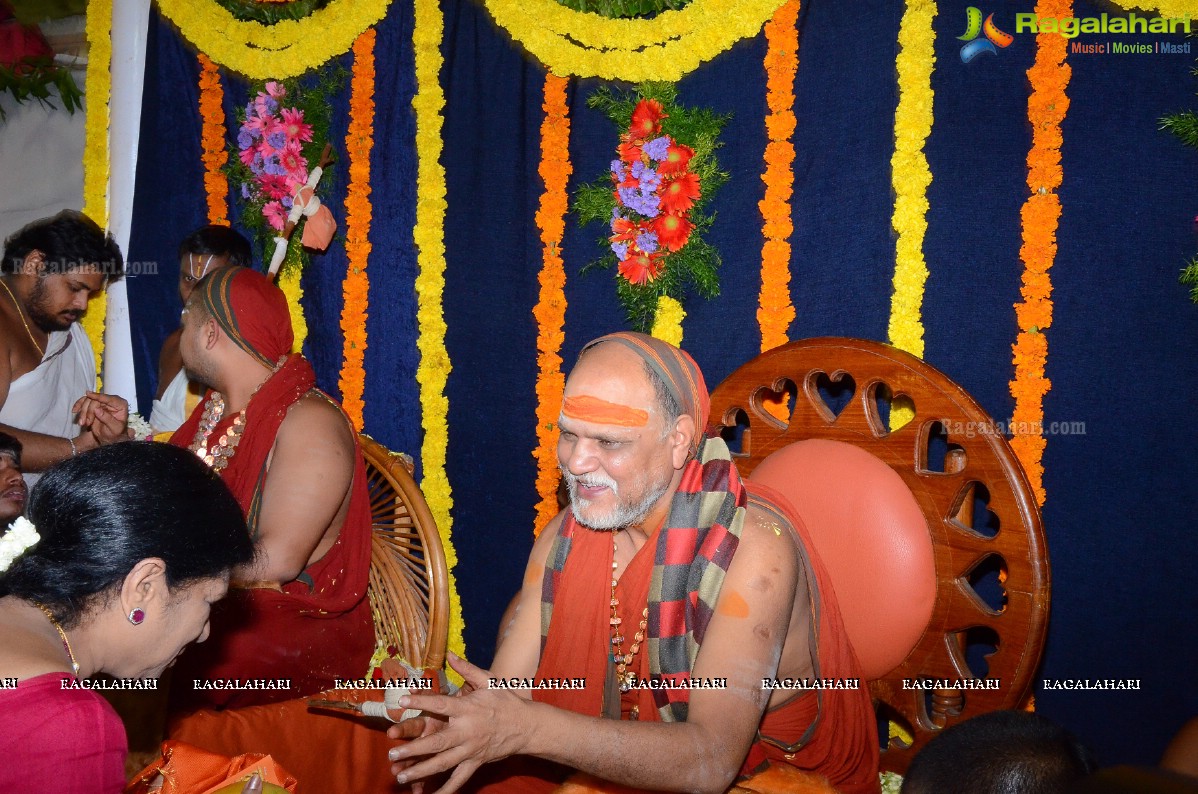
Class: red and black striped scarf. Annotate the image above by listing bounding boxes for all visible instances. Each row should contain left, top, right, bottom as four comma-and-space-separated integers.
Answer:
540, 434, 747, 721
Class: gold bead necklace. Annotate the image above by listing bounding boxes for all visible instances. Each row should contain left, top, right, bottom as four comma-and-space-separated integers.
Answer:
33, 602, 80, 675
0, 279, 44, 358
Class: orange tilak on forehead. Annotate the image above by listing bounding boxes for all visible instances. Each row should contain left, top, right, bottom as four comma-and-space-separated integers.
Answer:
561, 395, 649, 427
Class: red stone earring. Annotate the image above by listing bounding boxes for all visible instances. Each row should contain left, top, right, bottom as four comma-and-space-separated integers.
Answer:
128, 608, 145, 625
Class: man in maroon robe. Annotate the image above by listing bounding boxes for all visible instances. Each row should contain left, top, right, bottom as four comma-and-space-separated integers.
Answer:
167, 266, 374, 713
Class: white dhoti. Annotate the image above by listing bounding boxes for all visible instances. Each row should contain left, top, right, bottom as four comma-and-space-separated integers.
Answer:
149, 368, 204, 435
0, 324, 95, 487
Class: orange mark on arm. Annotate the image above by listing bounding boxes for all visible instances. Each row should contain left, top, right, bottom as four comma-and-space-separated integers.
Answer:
717, 588, 750, 618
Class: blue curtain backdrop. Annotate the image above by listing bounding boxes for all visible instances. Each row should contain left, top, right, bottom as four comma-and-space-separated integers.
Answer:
127, 0, 1198, 768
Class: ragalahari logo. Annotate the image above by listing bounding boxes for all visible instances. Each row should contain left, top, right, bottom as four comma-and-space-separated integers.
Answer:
959, 7, 1014, 62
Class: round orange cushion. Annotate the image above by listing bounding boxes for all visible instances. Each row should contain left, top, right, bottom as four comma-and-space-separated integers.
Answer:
751, 438, 936, 680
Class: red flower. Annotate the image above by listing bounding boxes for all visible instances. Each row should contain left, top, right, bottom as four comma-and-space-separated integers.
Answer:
611, 215, 639, 244
628, 99, 665, 142
652, 213, 694, 252
618, 141, 643, 165
618, 252, 664, 285
660, 172, 701, 214
657, 143, 694, 176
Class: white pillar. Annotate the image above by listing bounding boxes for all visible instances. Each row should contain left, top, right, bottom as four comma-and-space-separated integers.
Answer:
103, 0, 151, 411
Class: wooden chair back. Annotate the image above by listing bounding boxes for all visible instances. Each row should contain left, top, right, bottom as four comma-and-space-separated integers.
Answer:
359, 434, 449, 671
708, 338, 1050, 772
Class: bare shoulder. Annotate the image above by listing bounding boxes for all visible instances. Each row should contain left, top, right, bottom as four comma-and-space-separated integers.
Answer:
735, 501, 801, 575
278, 391, 355, 449
530, 510, 567, 568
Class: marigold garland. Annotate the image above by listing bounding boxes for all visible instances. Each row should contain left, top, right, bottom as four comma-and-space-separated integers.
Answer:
278, 242, 308, 353
80, 0, 112, 385
649, 295, 685, 347
1010, 0, 1071, 507
887, 0, 936, 429
414, 0, 466, 669
481, 0, 786, 82
532, 73, 572, 535
338, 29, 376, 432
155, 0, 392, 79
198, 54, 229, 225
1106, 0, 1193, 18
758, 0, 798, 353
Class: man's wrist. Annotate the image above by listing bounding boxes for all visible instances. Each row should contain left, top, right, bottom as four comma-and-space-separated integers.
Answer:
74, 432, 98, 453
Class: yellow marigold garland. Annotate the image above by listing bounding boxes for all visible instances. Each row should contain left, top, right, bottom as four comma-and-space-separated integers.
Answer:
414, 0, 466, 668
532, 73, 572, 535
758, 0, 798, 353
338, 29, 376, 432
278, 242, 308, 353
198, 54, 229, 225
887, 0, 936, 429
481, 0, 786, 82
155, 0, 393, 79
649, 295, 686, 347
1106, 0, 1193, 18
1010, 0, 1071, 507
81, 0, 112, 384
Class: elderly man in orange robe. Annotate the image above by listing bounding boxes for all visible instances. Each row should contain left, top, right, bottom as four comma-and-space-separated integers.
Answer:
388, 333, 880, 794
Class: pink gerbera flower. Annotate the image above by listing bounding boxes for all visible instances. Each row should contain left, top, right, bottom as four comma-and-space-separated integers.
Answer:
278, 141, 308, 182
263, 200, 288, 231
264, 81, 286, 99
280, 108, 313, 144
259, 174, 292, 201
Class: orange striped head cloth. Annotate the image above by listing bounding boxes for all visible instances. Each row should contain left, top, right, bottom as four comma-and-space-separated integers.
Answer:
194, 266, 292, 368
577, 332, 709, 455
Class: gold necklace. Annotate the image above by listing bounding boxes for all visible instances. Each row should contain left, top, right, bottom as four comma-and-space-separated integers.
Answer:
609, 532, 649, 694
189, 393, 245, 471
0, 279, 44, 358
188, 357, 285, 471
33, 602, 80, 675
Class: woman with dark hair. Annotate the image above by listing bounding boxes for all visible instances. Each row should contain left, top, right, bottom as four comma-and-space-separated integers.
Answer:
0, 442, 255, 792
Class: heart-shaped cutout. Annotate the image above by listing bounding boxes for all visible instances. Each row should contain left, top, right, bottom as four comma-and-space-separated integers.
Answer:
808, 370, 856, 424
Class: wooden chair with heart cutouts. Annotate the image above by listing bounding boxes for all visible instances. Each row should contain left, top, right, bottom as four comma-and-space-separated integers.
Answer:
359, 433, 449, 671
708, 337, 1050, 774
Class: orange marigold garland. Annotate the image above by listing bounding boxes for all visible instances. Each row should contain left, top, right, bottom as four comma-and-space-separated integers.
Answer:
198, 53, 229, 225
338, 29, 376, 431
532, 74, 573, 534
758, 0, 798, 353
1010, 0, 1071, 507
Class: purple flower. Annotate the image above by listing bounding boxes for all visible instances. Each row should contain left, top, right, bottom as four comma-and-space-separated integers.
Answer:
266, 131, 287, 149
610, 160, 625, 183
636, 231, 659, 254
618, 186, 660, 218
249, 152, 265, 176
642, 136, 670, 162
281, 195, 294, 209
630, 160, 661, 191
241, 183, 251, 199
237, 129, 254, 150
262, 154, 285, 177
611, 241, 629, 260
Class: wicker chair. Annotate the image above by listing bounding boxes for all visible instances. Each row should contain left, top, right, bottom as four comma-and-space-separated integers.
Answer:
359, 434, 449, 671
709, 338, 1050, 774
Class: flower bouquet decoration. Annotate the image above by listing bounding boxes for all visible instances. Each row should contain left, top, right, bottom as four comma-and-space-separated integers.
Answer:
225, 73, 342, 276
575, 83, 728, 331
